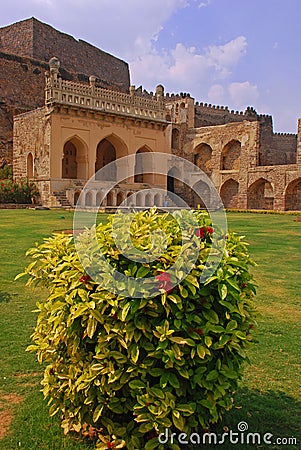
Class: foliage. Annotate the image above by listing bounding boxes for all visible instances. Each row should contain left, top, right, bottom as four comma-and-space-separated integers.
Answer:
0, 178, 39, 204
0, 164, 13, 180
20, 209, 257, 449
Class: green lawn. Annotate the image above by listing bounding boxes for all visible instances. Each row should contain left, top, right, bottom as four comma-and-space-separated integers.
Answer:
0, 209, 300, 449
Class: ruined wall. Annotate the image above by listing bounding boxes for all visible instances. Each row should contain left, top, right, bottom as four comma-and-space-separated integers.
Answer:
258, 116, 297, 165
0, 18, 130, 91
194, 103, 258, 127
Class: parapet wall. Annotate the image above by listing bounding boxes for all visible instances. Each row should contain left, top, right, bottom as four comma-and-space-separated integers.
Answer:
0, 17, 130, 92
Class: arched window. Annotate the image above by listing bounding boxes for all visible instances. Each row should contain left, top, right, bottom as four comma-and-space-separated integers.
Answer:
62, 141, 77, 179
27, 153, 34, 178
194, 143, 213, 176
172, 128, 180, 149
221, 140, 241, 170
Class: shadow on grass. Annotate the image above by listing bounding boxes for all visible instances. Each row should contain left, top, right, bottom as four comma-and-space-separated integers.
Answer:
0, 387, 300, 450
184, 387, 301, 449
0, 291, 12, 303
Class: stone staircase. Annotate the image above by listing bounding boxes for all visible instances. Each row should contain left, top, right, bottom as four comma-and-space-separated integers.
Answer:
52, 190, 73, 208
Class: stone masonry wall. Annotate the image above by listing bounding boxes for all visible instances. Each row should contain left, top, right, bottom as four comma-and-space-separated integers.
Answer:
13, 107, 50, 181
0, 18, 130, 91
259, 117, 297, 165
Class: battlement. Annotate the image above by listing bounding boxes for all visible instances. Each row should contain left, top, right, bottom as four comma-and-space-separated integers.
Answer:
45, 58, 166, 122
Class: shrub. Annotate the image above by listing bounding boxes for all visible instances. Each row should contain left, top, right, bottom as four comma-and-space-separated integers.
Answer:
0, 164, 13, 180
20, 209, 257, 449
0, 178, 39, 204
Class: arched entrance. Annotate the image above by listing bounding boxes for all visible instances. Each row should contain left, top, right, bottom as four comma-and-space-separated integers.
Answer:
134, 146, 153, 184
62, 137, 88, 179
95, 138, 116, 181
220, 179, 239, 208
248, 178, 274, 210
285, 178, 301, 210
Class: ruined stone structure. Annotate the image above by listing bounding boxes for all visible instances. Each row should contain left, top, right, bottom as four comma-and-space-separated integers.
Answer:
2, 18, 301, 210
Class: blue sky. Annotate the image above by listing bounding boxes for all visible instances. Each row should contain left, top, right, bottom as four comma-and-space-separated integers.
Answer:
1, 0, 301, 132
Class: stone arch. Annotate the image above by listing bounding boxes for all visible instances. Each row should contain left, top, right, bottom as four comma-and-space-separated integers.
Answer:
85, 190, 93, 207
172, 128, 180, 149
145, 193, 152, 207
154, 193, 161, 206
96, 191, 103, 206
62, 136, 88, 179
193, 180, 210, 209
106, 191, 114, 206
117, 191, 124, 206
74, 190, 81, 206
134, 146, 153, 184
136, 192, 143, 206
220, 179, 239, 208
285, 178, 301, 211
95, 134, 128, 181
194, 143, 213, 177
221, 139, 241, 170
27, 152, 34, 178
248, 178, 274, 210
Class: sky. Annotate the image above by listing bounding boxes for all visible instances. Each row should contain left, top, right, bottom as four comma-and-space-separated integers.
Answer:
1, 0, 301, 132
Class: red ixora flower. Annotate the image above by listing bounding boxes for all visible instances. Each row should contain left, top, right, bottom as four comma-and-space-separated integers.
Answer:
79, 274, 91, 284
195, 226, 214, 238
155, 272, 173, 292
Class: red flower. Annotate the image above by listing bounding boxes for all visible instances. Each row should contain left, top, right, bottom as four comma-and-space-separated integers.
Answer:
107, 443, 115, 449
206, 226, 214, 234
195, 227, 206, 238
79, 274, 91, 284
156, 272, 173, 292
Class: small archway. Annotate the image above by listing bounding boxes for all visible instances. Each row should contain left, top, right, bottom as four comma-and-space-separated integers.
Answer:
106, 191, 114, 206
117, 192, 124, 206
193, 180, 211, 209
85, 191, 93, 207
134, 146, 153, 184
194, 143, 213, 177
27, 152, 34, 178
221, 140, 241, 170
285, 178, 301, 211
62, 137, 88, 179
74, 190, 81, 206
248, 178, 274, 210
220, 179, 239, 208
145, 193, 152, 207
172, 128, 180, 149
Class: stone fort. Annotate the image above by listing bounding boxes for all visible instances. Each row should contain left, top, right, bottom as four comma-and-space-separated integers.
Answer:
1, 17, 301, 210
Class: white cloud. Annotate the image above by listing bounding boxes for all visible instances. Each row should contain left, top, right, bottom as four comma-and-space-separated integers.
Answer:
207, 84, 225, 104
198, 0, 211, 8
205, 36, 247, 77
228, 81, 259, 109
130, 36, 248, 97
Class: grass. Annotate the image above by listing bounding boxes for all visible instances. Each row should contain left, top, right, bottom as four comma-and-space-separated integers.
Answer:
0, 209, 300, 449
